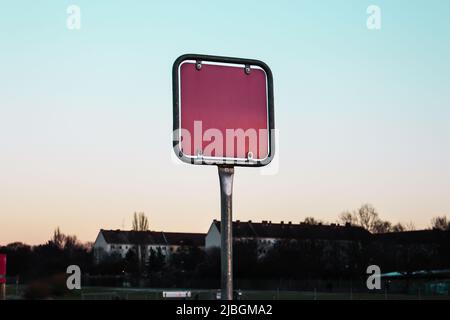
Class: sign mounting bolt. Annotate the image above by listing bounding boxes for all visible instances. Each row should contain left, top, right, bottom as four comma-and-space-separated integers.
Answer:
244, 65, 251, 75
196, 61, 202, 70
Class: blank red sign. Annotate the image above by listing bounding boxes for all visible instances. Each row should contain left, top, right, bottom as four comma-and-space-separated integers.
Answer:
0, 254, 6, 283
178, 61, 269, 162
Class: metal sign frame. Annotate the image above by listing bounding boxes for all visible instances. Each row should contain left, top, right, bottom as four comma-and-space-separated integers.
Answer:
172, 53, 275, 167
171, 54, 275, 300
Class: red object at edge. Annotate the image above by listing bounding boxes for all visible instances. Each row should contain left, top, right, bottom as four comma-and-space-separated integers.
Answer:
0, 254, 6, 284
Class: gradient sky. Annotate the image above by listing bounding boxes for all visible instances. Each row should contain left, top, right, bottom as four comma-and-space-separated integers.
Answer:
1, 1, 449, 245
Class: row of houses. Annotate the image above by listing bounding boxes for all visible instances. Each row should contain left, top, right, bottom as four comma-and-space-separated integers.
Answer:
93, 219, 449, 264
93, 219, 374, 263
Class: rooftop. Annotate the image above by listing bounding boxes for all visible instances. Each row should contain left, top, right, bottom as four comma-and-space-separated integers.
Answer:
212, 220, 371, 241
374, 229, 450, 243
99, 230, 205, 247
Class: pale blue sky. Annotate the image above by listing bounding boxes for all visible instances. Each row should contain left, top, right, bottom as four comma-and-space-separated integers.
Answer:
1, 1, 449, 244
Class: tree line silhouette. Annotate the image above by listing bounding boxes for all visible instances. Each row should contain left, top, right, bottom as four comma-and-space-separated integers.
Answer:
1, 206, 449, 292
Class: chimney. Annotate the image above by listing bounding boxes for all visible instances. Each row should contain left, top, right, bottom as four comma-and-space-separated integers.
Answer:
280, 221, 284, 224
288, 221, 292, 225
248, 220, 252, 223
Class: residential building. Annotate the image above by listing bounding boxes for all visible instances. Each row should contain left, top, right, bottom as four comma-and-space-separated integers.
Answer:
205, 219, 371, 256
93, 229, 205, 264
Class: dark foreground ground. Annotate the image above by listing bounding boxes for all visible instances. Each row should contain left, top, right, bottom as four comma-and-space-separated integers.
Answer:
5, 285, 450, 300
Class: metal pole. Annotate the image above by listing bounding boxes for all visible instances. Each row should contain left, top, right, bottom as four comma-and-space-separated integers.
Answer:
218, 166, 234, 300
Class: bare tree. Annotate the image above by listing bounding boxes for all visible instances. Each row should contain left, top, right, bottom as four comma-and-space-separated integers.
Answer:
303, 217, 322, 225
131, 212, 150, 276
372, 220, 392, 233
50, 227, 82, 253
339, 211, 358, 225
431, 216, 449, 231
339, 205, 449, 233
51, 227, 65, 249
391, 223, 405, 233
132, 212, 149, 231
405, 221, 416, 231
356, 204, 379, 232
339, 204, 394, 233
64, 235, 80, 250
